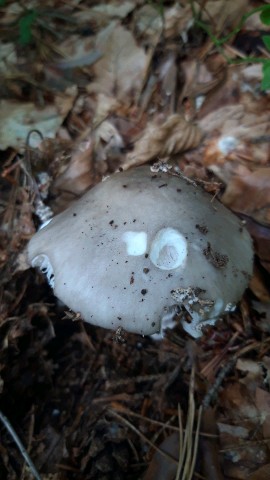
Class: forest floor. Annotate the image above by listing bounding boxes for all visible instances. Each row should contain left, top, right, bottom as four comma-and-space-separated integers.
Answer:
1, 1, 270, 479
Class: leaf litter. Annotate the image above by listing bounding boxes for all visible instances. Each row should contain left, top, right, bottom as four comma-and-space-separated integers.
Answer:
1, 0, 270, 479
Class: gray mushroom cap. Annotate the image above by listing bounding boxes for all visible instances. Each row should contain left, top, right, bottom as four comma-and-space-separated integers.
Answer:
27, 167, 253, 338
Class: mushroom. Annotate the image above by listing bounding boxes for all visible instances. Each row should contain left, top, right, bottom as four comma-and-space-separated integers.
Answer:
27, 167, 253, 338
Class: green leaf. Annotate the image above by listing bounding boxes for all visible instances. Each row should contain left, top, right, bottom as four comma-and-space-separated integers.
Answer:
0, 0, 6, 6
260, 5, 270, 25
262, 35, 270, 51
261, 61, 270, 90
18, 10, 38, 45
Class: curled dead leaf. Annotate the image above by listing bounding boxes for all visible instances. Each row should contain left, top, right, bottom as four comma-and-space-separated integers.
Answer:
123, 114, 203, 169
247, 464, 270, 480
243, 216, 270, 274
221, 168, 270, 227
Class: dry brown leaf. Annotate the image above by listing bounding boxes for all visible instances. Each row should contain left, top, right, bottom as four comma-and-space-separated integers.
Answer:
220, 382, 258, 422
221, 168, 270, 227
255, 388, 270, 438
201, 105, 270, 154
236, 359, 264, 390
180, 58, 225, 103
94, 93, 120, 126
90, 2, 135, 19
243, 217, 270, 274
252, 301, 270, 333
218, 380, 269, 479
0, 89, 76, 151
0, 41, 17, 74
0, 1, 22, 24
248, 464, 270, 480
163, 3, 193, 40
55, 34, 99, 70
143, 433, 178, 480
93, 119, 124, 167
123, 114, 203, 169
133, 3, 193, 41
158, 52, 178, 101
204, 136, 270, 171
133, 4, 163, 40
89, 21, 148, 101
200, 408, 224, 480
196, 0, 248, 33
241, 64, 263, 83
249, 271, 270, 303
198, 62, 270, 143
73, 1, 135, 28
52, 137, 95, 208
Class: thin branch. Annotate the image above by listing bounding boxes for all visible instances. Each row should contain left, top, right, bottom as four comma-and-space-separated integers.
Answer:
0, 410, 42, 480
108, 409, 178, 465
111, 403, 217, 438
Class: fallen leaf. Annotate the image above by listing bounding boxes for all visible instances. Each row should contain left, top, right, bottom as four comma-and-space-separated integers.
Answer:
249, 263, 270, 301
134, 3, 193, 42
196, 0, 248, 32
54, 35, 100, 70
93, 119, 125, 168
201, 105, 270, 156
255, 388, 270, 438
52, 137, 95, 203
236, 358, 264, 391
248, 464, 270, 480
90, 21, 148, 101
73, 0, 135, 29
221, 168, 270, 226
143, 432, 178, 480
243, 216, 270, 273
0, 42, 17, 74
200, 408, 224, 480
220, 382, 258, 422
94, 93, 120, 126
0, 91, 76, 151
133, 4, 163, 40
91, 2, 135, 19
123, 114, 203, 169
252, 301, 270, 333
163, 3, 193, 40
180, 58, 225, 103
0, 1, 23, 25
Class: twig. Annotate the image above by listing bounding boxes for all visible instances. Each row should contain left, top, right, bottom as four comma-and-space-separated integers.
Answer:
108, 409, 178, 465
111, 403, 217, 438
0, 410, 42, 480
202, 359, 236, 409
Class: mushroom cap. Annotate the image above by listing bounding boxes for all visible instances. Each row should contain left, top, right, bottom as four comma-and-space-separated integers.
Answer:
27, 167, 253, 337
